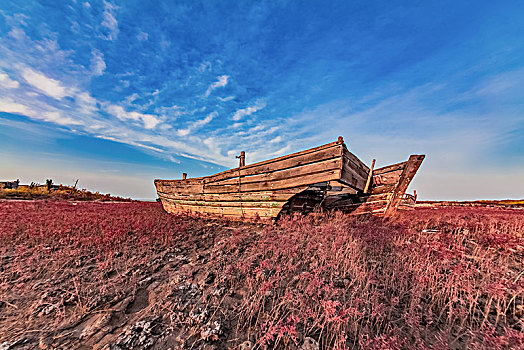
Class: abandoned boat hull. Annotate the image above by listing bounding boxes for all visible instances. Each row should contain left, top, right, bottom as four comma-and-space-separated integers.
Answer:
154, 138, 424, 219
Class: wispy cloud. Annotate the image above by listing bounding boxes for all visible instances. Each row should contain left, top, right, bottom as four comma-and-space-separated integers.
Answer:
22, 68, 69, 99
232, 100, 266, 121
90, 49, 106, 76
101, 1, 119, 41
0, 71, 19, 88
136, 31, 149, 41
42, 111, 82, 126
204, 75, 229, 98
0, 98, 31, 115
105, 104, 160, 129
177, 111, 217, 136
218, 95, 235, 102
199, 61, 211, 73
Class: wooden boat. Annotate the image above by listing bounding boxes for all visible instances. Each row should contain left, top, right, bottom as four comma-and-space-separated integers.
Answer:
154, 137, 424, 219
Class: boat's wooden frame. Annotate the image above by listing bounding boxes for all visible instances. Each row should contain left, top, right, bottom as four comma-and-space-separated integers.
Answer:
154, 137, 424, 219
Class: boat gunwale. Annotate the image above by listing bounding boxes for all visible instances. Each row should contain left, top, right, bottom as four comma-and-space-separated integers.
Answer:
154, 139, 345, 184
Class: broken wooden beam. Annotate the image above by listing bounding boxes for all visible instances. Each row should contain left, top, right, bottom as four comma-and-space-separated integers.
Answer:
363, 158, 376, 193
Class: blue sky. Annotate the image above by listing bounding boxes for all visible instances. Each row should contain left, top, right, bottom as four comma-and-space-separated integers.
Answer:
1, 1, 523, 200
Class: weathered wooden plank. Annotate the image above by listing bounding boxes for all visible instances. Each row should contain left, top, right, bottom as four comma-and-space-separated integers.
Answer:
328, 200, 389, 214
363, 159, 376, 193
155, 182, 204, 193
166, 199, 285, 208
157, 189, 305, 203
360, 193, 390, 202
339, 154, 368, 190
156, 180, 204, 189
342, 147, 370, 180
352, 206, 386, 215
371, 184, 396, 195
162, 199, 283, 218
157, 186, 204, 196
155, 181, 204, 195
205, 157, 342, 188
329, 199, 388, 209
384, 155, 425, 218
204, 169, 342, 194
322, 192, 390, 210
373, 169, 403, 186
155, 178, 206, 185
205, 144, 344, 184
373, 161, 407, 176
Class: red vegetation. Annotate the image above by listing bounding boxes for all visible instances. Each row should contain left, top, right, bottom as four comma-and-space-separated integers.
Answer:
0, 185, 133, 201
0, 201, 522, 349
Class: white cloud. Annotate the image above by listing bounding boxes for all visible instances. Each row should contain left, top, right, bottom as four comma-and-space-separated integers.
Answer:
76, 91, 96, 105
101, 1, 119, 41
134, 143, 163, 153
0, 71, 19, 88
177, 111, 217, 136
160, 38, 171, 50
140, 114, 160, 129
42, 111, 82, 126
83, 2, 91, 8
0, 98, 31, 115
199, 61, 211, 73
105, 104, 125, 118
232, 100, 266, 121
177, 128, 190, 136
124, 93, 139, 104
0, 98, 82, 127
75, 92, 98, 115
90, 49, 106, 76
204, 75, 229, 98
191, 111, 216, 128
269, 136, 282, 143
105, 104, 160, 129
8, 27, 26, 41
218, 95, 235, 102
137, 31, 149, 41
22, 68, 68, 99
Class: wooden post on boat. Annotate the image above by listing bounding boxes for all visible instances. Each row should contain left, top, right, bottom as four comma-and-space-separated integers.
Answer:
337, 136, 344, 143
182, 173, 187, 180
363, 159, 376, 193
235, 151, 246, 219
414, 190, 417, 201
237, 151, 245, 167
